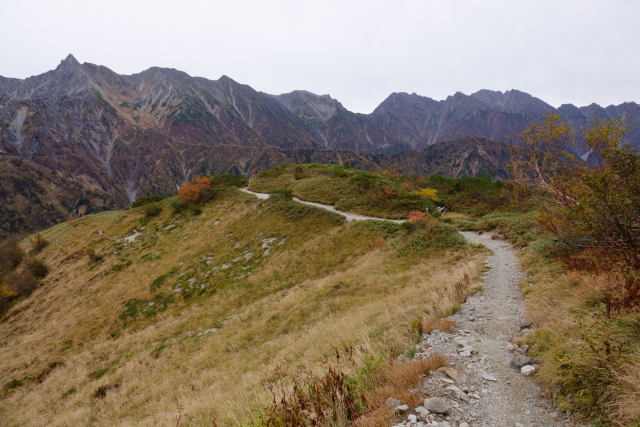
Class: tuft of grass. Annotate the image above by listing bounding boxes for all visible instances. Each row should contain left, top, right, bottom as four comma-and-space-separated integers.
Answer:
89, 367, 109, 380
131, 195, 166, 208
26, 258, 48, 278
29, 234, 49, 254
259, 349, 446, 427
143, 203, 162, 218
61, 387, 77, 398
87, 248, 104, 264
5, 378, 23, 389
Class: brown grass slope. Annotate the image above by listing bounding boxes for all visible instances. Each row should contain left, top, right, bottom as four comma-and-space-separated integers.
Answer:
0, 188, 484, 426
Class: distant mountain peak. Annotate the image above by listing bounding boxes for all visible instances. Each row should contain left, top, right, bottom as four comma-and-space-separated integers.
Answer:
57, 54, 81, 69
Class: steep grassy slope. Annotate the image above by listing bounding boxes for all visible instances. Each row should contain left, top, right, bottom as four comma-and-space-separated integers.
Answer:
0, 187, 484, 426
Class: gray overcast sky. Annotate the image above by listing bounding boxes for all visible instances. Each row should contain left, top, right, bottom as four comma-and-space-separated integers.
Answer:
1, 0, 638, 113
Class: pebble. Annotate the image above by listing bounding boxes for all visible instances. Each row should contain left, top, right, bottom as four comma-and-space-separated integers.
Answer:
440, 367, 462, 381
481, 372, 498, 382
510, 354, 533, 369
521, 365, 536, 376
386, 397, 401, 408
423, 397, 454, 414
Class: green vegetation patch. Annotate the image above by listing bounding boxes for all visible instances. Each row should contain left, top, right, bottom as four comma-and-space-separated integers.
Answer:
119, 293, 175, 320
250, 164, 437, 219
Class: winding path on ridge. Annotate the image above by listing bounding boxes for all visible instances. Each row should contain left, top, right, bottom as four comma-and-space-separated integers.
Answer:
241, 188, 568, 426
240, 188, 406, 223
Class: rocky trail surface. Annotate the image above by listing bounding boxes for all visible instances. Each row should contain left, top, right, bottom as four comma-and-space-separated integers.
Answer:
241, 188, 569, 426
390, 232, 572, 427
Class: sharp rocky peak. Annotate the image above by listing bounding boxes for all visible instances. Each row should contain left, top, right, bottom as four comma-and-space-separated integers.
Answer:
56, 54, 81, 70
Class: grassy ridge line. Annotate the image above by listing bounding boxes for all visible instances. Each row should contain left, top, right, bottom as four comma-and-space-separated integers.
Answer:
0, 187, 485, 426
248, 163, 437, 219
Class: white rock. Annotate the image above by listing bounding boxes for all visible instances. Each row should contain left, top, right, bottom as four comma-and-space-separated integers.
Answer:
521, 365, 536, 376
396, 404, 409, 412
415, 406, 430, 420
408, 414, 418, 423
481, 372, 498, 382
423, 397, 453, 414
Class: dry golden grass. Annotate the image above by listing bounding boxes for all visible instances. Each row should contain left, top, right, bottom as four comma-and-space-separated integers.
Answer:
0, 191, 484, 426
612, 354, 640, 425
440, 212, 474, 221
353, 354, 447, 426
519, 245, 640, 425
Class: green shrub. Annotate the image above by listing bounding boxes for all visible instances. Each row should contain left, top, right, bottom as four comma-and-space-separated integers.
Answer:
89, 367, 109, 380
111, 260, 132, 271
61, 387, 77, 398
119, 294, 175, 320
270, 189, 294, 200
93, 383, 119, 399
144, 203, 162, 218
8, 271, 38, 296
266, 196, 345, 225
27, 258, 49, 278
0, 238, 23, 272
30, 234, 49, 254
5, 378, 23, 389
87, 248, 104, 264
398, 222, 467, 256
150, 271, 174, 290
131, 195, 166, 208
354, 220, 404, 238
210, 174, 247, 187
171, 199, 187, 214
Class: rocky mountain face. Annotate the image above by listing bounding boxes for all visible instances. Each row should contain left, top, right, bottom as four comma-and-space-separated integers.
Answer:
0, 152, 114, 236
1, 55, 638, 234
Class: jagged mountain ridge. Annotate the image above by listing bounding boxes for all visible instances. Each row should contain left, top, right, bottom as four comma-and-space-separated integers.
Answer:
1, 55, 638, 234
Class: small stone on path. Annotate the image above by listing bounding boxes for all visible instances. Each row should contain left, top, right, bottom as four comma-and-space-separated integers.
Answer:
481, 372, 498, 382
385, 397, 401, 408
423, 396, 453, 414
521, 365, 536, 376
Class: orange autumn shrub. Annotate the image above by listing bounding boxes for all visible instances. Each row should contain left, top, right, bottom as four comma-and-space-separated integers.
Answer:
178, 177, 214, 203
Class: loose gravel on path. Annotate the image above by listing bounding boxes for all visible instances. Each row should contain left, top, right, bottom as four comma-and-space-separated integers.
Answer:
392, 232, 573, 427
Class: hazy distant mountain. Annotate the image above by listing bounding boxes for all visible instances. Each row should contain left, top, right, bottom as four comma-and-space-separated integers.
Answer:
1, 55, 638, 234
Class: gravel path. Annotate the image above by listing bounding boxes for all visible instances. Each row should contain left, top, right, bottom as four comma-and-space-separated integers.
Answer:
241, 188, 568, 426
393, 232, 572, 427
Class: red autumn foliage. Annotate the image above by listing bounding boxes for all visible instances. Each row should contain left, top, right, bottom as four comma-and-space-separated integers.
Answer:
406, 210, 427, 223
178, 177, 213, 202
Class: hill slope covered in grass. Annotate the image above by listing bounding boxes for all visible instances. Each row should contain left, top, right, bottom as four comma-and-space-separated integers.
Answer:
0, 177, 485, 426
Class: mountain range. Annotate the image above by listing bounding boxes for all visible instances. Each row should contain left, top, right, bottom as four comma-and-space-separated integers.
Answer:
1, 54, 639, 235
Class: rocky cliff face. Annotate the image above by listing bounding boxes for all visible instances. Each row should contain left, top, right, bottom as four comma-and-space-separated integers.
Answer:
1, 55, 638, 234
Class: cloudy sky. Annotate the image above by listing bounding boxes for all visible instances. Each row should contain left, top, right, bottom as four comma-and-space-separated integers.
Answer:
1, 0, 638, 113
